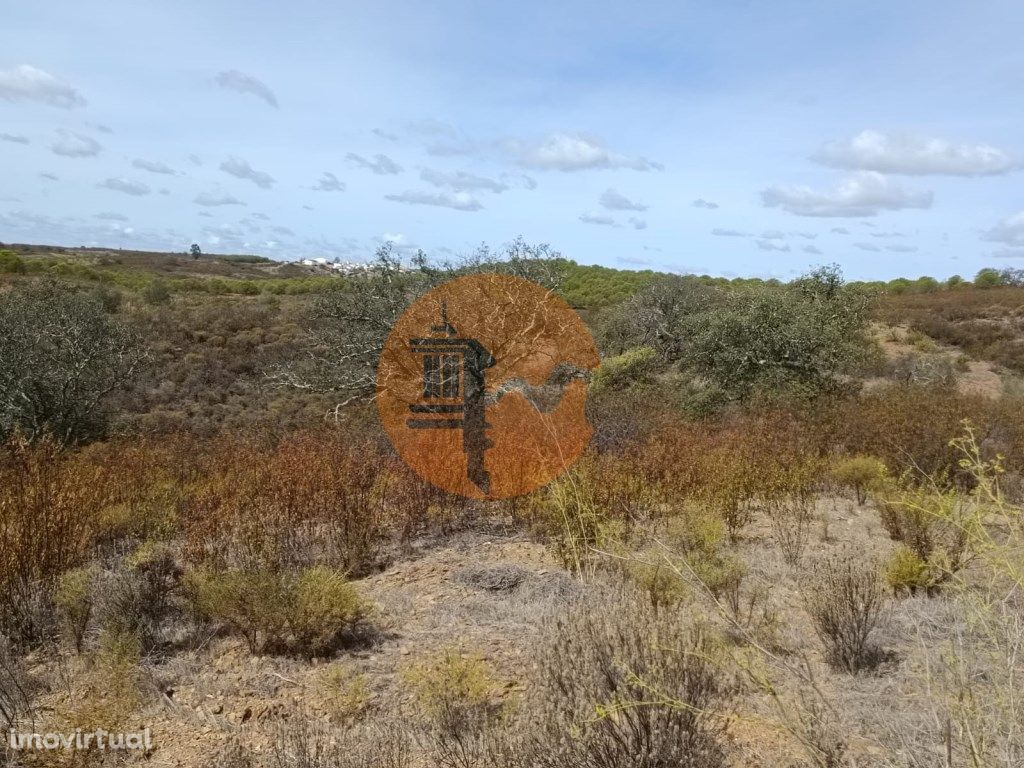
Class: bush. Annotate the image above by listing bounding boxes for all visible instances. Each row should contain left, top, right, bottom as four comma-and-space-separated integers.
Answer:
404, 648, 499, 735
883, 545, 933, 596
0, 282, 145, 444
54, 565, 99, 653
0, 250, 26, 274
142, 279, 171, 304
589, 346, 658, 393
60, 629, 145, 732
802, 554, 887, 673
500, 592, 733, 768
186, 566, 367, 656
876, 484, 971, 589
831, 455, 887, 505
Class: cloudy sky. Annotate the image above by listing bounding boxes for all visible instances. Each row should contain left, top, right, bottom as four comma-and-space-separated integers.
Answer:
2, 0, 1023, 279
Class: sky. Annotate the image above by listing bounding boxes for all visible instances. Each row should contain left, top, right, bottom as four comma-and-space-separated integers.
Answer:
2, 0, 1023, 280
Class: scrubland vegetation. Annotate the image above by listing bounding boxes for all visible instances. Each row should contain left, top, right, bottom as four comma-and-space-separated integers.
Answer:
4, 242, 1024, 766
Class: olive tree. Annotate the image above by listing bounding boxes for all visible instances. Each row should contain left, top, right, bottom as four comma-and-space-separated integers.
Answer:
0, 282, 145, 444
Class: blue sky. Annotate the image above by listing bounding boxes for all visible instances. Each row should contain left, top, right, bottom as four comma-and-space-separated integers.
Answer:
2, 0, 1023, 280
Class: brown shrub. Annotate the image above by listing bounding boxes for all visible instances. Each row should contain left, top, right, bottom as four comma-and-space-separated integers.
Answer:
802, 553, 888, 673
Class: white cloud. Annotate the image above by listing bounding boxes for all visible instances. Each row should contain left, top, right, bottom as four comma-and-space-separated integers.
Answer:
803, 245, 823, 255
372, 128, 398, 141
760, 230, 786, 240
510, 133, 662, 172
94, 212, 128, 221
312, 172, 346, 192
0, 133, 29, 144
761, 171, 933, 217
854, 242, 881, 252
420, 168, 508, 193
600, 188, 648, 211
51, 130, 102, 158
629, 217, 647, 230
579, 212, 618, 227
384, 190, 482, 211
992, 248, 1024, 259
39, 172, 58, 181
813, 130, 1018, 176
756, 240, 790, 252
194, 192, 246, 207
981, 211, 1024, 247
885, 244, 919, 253
214, 70, 278, 108
711, 228, 751, 237
692, 198, 719, 209
98, 177, 150, 196
347, 153, 403, 175
220, 156, 275, 189
0, 65, 85, 108
831, 227, 850, 234
132, 158, 177, 175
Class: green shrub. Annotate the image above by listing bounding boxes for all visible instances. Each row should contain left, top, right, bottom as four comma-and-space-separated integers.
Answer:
589, 346, 658, 393
831, 455, 887, 505
142, 279, 171, 304
0, 250, 26, 274
186, 566, 366, 656
884, 545, 933, 596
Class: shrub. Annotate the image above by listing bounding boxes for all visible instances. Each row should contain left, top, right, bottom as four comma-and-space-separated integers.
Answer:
60, 629, 145, 732
142, 279, 171, 304
883, 545, 933, 596
0, 437, 114, 644
404, 648, 499, 735
501, 592, 733, 768
54, 565, 99, 653
186, 566, 367, 656
184, 432, 394, 576
0, 282, 145, 444
830, 455, 887, 505
0, 639, 31, 731
802, 554, 888, 673
318, 666, 371, 723
269, 718, 414, 768
97, 544, 181, 654
876, 484, 971, 589
0, 250, 26, 274
589, 346, 658, 393
766, 492, 817, 566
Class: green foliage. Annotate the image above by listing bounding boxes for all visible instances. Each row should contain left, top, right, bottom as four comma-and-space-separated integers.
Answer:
0, 250, 26, 274
143, 278, 172, 304
831, 455, 888, 505
403, 647, 497, 721
186, 566, 367, 656
0, 282, 145, 444
974, 268, 1004, 289
589, 346, 658, 393
687, 266, 875, 401
883, 545, 932, 596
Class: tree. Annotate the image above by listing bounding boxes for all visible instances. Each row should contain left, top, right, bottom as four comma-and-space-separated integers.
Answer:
0, 283, 146, 444
974, 268, 1003, 289
190, 243, 202, 260
685, 266, 874, 401
274, 240, 567, 404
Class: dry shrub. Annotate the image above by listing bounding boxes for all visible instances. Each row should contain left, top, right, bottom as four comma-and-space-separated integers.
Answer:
802, 553, 888, 673
54, 565, 99, 654
0, 436, 115, 644
183, 431, 414, 576
499, 591, 734, 768
317, 665, 371, 723
59, 630, 146, 733
404, 648, 502, 767
95, 543, 182, 654
270, 718, 413, 768
186, 566, 367, 657
0, 639, 31, 731
766, 493, 817, 567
